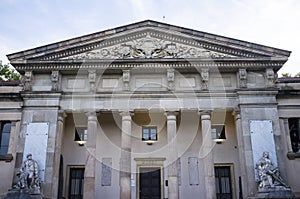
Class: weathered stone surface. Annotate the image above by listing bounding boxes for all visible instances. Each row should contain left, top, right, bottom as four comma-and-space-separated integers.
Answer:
4, 189, 42, 199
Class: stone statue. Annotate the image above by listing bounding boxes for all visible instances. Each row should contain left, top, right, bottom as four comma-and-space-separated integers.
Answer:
256, 151, 287, 190
13, 153, 40, 193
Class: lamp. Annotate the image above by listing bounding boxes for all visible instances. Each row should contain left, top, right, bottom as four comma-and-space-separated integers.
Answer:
211, 125, 226, 144
75, 127, 87, 146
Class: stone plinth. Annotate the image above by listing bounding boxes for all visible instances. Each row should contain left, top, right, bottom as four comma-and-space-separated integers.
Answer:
255, 186, 296, 198
4, 189, 42, 199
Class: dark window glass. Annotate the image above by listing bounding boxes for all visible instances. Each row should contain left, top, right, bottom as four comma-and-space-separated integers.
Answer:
288, 118, 300, 153
0, 122, 11, 155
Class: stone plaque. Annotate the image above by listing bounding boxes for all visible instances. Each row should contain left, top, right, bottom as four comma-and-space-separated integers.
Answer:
177, 158, 181, 186
102, 79, 119, 88
23, 122, 49, 182
188, 157, 199, 185
179, 77, 196, 88
101, 158, 112, 186
67, 78, 86, 89
250, 120, 277, 180
135, 77, 162, 88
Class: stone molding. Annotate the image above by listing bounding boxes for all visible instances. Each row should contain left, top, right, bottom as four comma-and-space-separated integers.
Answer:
14, 59, 286, 73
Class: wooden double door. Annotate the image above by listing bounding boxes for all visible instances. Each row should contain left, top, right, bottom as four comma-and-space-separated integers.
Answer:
139, 167, 161, 199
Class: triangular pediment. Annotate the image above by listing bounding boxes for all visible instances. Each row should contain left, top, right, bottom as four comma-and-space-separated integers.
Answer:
8, 20, 290, 63
59, 30, 237, 60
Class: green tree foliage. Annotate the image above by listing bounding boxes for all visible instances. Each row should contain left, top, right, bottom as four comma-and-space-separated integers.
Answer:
295, 72, 300, 78
0, 61, 20, 80
281, 72, 300, 78
281, 73, 292, 78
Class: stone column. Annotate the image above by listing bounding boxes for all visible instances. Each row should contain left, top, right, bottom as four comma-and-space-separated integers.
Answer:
51, 111, 66, 199
166, 111, 179, 199
233, 110, 248, 198
83, 111, 97, 199
199, 110, 216, 199
120, 111, 133, 199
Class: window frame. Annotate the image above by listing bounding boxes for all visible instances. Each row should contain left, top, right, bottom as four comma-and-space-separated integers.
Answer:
142, 126, 158, 142
287, 118, 300, 159
0, 121, 13, 162
66, 165, 85, 199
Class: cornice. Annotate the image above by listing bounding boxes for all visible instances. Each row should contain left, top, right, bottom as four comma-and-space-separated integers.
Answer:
13, 57, 286, 72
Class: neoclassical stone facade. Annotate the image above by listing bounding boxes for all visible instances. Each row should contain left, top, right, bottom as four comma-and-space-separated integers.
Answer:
0, 20, 300, 199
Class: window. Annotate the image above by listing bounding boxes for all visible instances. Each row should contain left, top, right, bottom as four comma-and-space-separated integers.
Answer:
0, 122, 11, 155
211, 125, 226, 143
74, 127, 87, 146
142, 126, 157, 142
288, 118, 300, 153
68, 167, 85, 199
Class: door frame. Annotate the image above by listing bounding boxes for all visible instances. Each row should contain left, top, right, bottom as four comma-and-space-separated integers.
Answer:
65, 165, 85, 199
214, 163, 236, 199
134, 158, 166, 199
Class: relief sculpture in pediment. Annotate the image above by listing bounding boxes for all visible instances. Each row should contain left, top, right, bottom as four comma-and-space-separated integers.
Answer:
65, 34, 233, 60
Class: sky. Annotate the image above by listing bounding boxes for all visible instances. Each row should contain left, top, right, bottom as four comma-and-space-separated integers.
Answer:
0, 0, 299, 76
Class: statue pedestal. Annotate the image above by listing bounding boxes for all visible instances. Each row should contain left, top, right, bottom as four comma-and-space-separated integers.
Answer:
4, 189, 42, 199
256, 186, 295, 198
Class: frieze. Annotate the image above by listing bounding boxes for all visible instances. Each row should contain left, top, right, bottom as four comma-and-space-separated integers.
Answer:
63, 34, 235, 60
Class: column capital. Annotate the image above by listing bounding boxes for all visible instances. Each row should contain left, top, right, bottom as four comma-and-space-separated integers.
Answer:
198, 110, 212, 116
119, 110, 134, 121
165, 111, 179, 120
86, 111, 97, 121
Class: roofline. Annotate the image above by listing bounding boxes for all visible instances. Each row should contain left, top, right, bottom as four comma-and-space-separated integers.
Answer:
7, 20, 291, 61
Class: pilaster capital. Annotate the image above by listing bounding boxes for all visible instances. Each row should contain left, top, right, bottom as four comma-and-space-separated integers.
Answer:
232, 109, 241, 120
58, 111, 67, 122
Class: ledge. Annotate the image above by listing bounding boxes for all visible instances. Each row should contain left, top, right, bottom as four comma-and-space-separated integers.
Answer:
0, 154, 13, 162
287, 152, 300, 160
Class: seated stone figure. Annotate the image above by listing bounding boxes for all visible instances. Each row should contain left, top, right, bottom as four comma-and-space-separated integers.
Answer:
14, 153, 40, 191
256, 151, 287, 190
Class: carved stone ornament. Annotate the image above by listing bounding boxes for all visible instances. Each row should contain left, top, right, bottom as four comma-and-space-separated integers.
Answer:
201, 68, 209, 90
88, 69, 96, 92
167, 69, 175, 90
64, 33, 234, 60
51, 70, 59, 91
21, 71, 32, 91
266, 68, 275, 88
123, 70, 130, 91
239, 68, 247, 88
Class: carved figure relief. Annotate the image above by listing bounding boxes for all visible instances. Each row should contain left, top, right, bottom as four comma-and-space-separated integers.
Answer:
13, 153, 41, 194
256, 151, 289, 191
64, 34, 233, 60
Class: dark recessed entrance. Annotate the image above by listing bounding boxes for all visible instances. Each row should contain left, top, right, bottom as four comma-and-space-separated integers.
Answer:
139, 167, 161, 199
